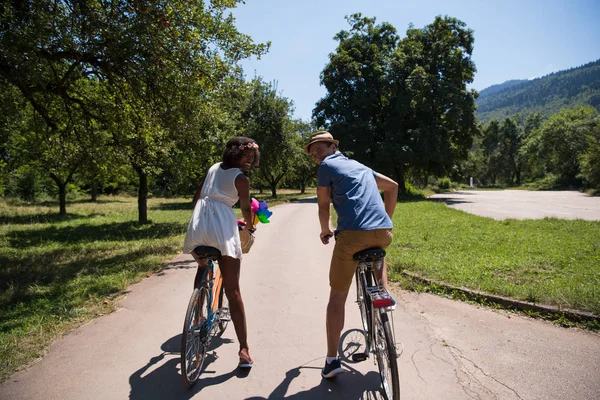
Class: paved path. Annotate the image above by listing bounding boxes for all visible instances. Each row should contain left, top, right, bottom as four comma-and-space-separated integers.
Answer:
429, 190, 600, 220
1, 199, 600, 399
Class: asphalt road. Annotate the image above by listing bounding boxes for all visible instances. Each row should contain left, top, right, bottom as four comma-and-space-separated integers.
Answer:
428, 190, 600, 220
1, 198, 599, 399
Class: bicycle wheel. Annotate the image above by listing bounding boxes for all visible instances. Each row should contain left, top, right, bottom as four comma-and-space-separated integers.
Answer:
355, 269, 370, 332
217, 284, 230, 333
181, 285, 210, 387
374, 310, 400, 400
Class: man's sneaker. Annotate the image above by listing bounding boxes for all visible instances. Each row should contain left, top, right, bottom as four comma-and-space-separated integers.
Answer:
321, 358, 344, 379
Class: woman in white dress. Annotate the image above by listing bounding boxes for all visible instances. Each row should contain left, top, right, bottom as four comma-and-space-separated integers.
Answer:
183, 136, 260, 368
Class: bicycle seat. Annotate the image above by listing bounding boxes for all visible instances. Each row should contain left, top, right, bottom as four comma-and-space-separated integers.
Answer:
353, 248, 386, 261
193, 246, 221, 261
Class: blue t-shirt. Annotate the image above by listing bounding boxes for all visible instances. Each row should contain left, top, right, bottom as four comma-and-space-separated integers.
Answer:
317, 152, 393, 231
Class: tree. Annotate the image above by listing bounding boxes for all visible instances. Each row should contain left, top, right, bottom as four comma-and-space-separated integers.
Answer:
239, 78, 296, 197
287, 121, 317, 194
579, 116, 600, 188
314, 14, 478, 192
0, 0, 268, 222
314, 14, 398, 180
525, 106, 597, 186
7, 100, 86, 214
479, 119, 503, 184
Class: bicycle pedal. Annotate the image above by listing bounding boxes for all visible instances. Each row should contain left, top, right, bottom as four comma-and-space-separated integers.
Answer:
352, 353, 369, 362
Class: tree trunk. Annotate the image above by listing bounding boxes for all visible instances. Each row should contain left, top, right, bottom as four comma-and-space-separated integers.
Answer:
49, 173, 67, 215
270, 185, 277, 198
58, 183, 67, 215
91, 179, 97, 202
136, 167, 149, 224
300, 181, 306, 194
395, 164, 407, 194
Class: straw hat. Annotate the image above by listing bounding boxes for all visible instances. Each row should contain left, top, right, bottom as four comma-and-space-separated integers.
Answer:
303, 131, 339, 154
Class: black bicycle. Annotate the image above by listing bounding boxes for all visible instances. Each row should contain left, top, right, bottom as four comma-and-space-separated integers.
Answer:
180, 246, 230, 387
352, 248, 400, 400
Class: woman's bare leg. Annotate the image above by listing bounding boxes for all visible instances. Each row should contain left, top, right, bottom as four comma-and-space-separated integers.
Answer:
219, 256, 251, 362
191, 252, 209, 288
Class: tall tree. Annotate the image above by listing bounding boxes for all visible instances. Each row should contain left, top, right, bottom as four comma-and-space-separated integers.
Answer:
525, 106, 598, 186
239, 78, 296, 197
314, 14, 478, 192
0, 0, 268, 222
579, 114, 600, 188
314, 14, 398, 178
287, 121, 317, 194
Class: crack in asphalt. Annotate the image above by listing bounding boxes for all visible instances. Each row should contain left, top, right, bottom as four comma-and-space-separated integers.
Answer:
409, 350, 427, 383
400, 292, 524, 400
449, 346, 524, 400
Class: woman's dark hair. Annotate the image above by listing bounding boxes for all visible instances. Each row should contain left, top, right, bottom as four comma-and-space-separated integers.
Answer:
222, 136, 260, 168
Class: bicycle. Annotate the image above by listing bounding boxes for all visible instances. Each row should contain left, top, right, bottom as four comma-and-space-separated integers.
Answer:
180, 246, 231, 388
352, 248, 400, 400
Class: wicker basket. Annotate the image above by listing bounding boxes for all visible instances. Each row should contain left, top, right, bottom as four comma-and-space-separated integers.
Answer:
239, 227, 255, 254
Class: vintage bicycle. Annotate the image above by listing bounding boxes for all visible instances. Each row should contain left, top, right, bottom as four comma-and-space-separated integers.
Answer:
352, 247, 400, 400
180, 245, 230, 387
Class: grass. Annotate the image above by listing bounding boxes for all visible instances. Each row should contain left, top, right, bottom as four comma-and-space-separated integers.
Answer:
2, 188, 598, 379
385, 200, 600, 316
0, 189, 315, 382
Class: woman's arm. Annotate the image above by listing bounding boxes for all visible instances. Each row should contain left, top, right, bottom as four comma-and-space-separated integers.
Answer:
191, 177, 206, 209
235, 174, 255, 231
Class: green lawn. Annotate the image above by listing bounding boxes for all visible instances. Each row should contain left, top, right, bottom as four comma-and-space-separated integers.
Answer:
386, 201, 600, 315
1, 191, 598, 381
0, 190, 314, 382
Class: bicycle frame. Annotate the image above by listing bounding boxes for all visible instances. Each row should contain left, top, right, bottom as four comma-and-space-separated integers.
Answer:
356, 260, 397, 357
196, 260, 223, 337
355, 258, 400, 400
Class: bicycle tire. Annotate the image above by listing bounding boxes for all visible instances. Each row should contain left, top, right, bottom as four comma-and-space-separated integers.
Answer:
181, 285, 210, 387
374, 310, 400, 400
217, 284, 230, 333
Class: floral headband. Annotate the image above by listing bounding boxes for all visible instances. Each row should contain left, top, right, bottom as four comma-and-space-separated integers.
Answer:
232, 142, 259, 150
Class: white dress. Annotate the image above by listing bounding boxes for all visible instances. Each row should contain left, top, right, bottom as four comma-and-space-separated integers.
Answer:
183, 163, 243, 259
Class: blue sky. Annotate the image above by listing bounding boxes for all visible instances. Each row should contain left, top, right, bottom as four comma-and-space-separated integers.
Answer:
231, 0, 600, 121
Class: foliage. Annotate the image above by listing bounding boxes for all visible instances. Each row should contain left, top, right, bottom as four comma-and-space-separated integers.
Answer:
4, 166, 42, 201
476, 59, 600, 123
238, 78, 297, 197
578, 115, 600, 188
523, 106, 598, 186
285, 121, 318, 193
0, 0, 269, 221
314, 14, 478, 192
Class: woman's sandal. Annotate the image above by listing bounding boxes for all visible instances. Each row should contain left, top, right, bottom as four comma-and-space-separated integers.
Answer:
238, 348, 253, 368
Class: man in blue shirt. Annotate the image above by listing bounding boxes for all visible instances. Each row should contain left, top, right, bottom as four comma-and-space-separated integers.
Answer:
305, 131, 398, 379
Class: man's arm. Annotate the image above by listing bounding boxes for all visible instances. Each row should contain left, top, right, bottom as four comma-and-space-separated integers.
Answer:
317, 186, 333, 244
375, 173, 398, 219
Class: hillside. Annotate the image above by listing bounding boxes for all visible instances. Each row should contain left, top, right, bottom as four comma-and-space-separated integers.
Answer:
478, 79, 528, 99
475, 59, 600, 122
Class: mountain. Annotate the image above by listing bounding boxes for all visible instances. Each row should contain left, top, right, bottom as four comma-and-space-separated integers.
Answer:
475, 59, 600, 122
477, 79, 529, 99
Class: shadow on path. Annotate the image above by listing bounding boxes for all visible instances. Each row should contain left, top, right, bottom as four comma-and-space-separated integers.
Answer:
129, 332, 384, 400
128, 333, 239, 400
290, 197, 317, 204
246, 363, 383, 400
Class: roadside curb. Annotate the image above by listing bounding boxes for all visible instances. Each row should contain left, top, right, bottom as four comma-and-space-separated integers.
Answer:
401, 271, 600, 324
